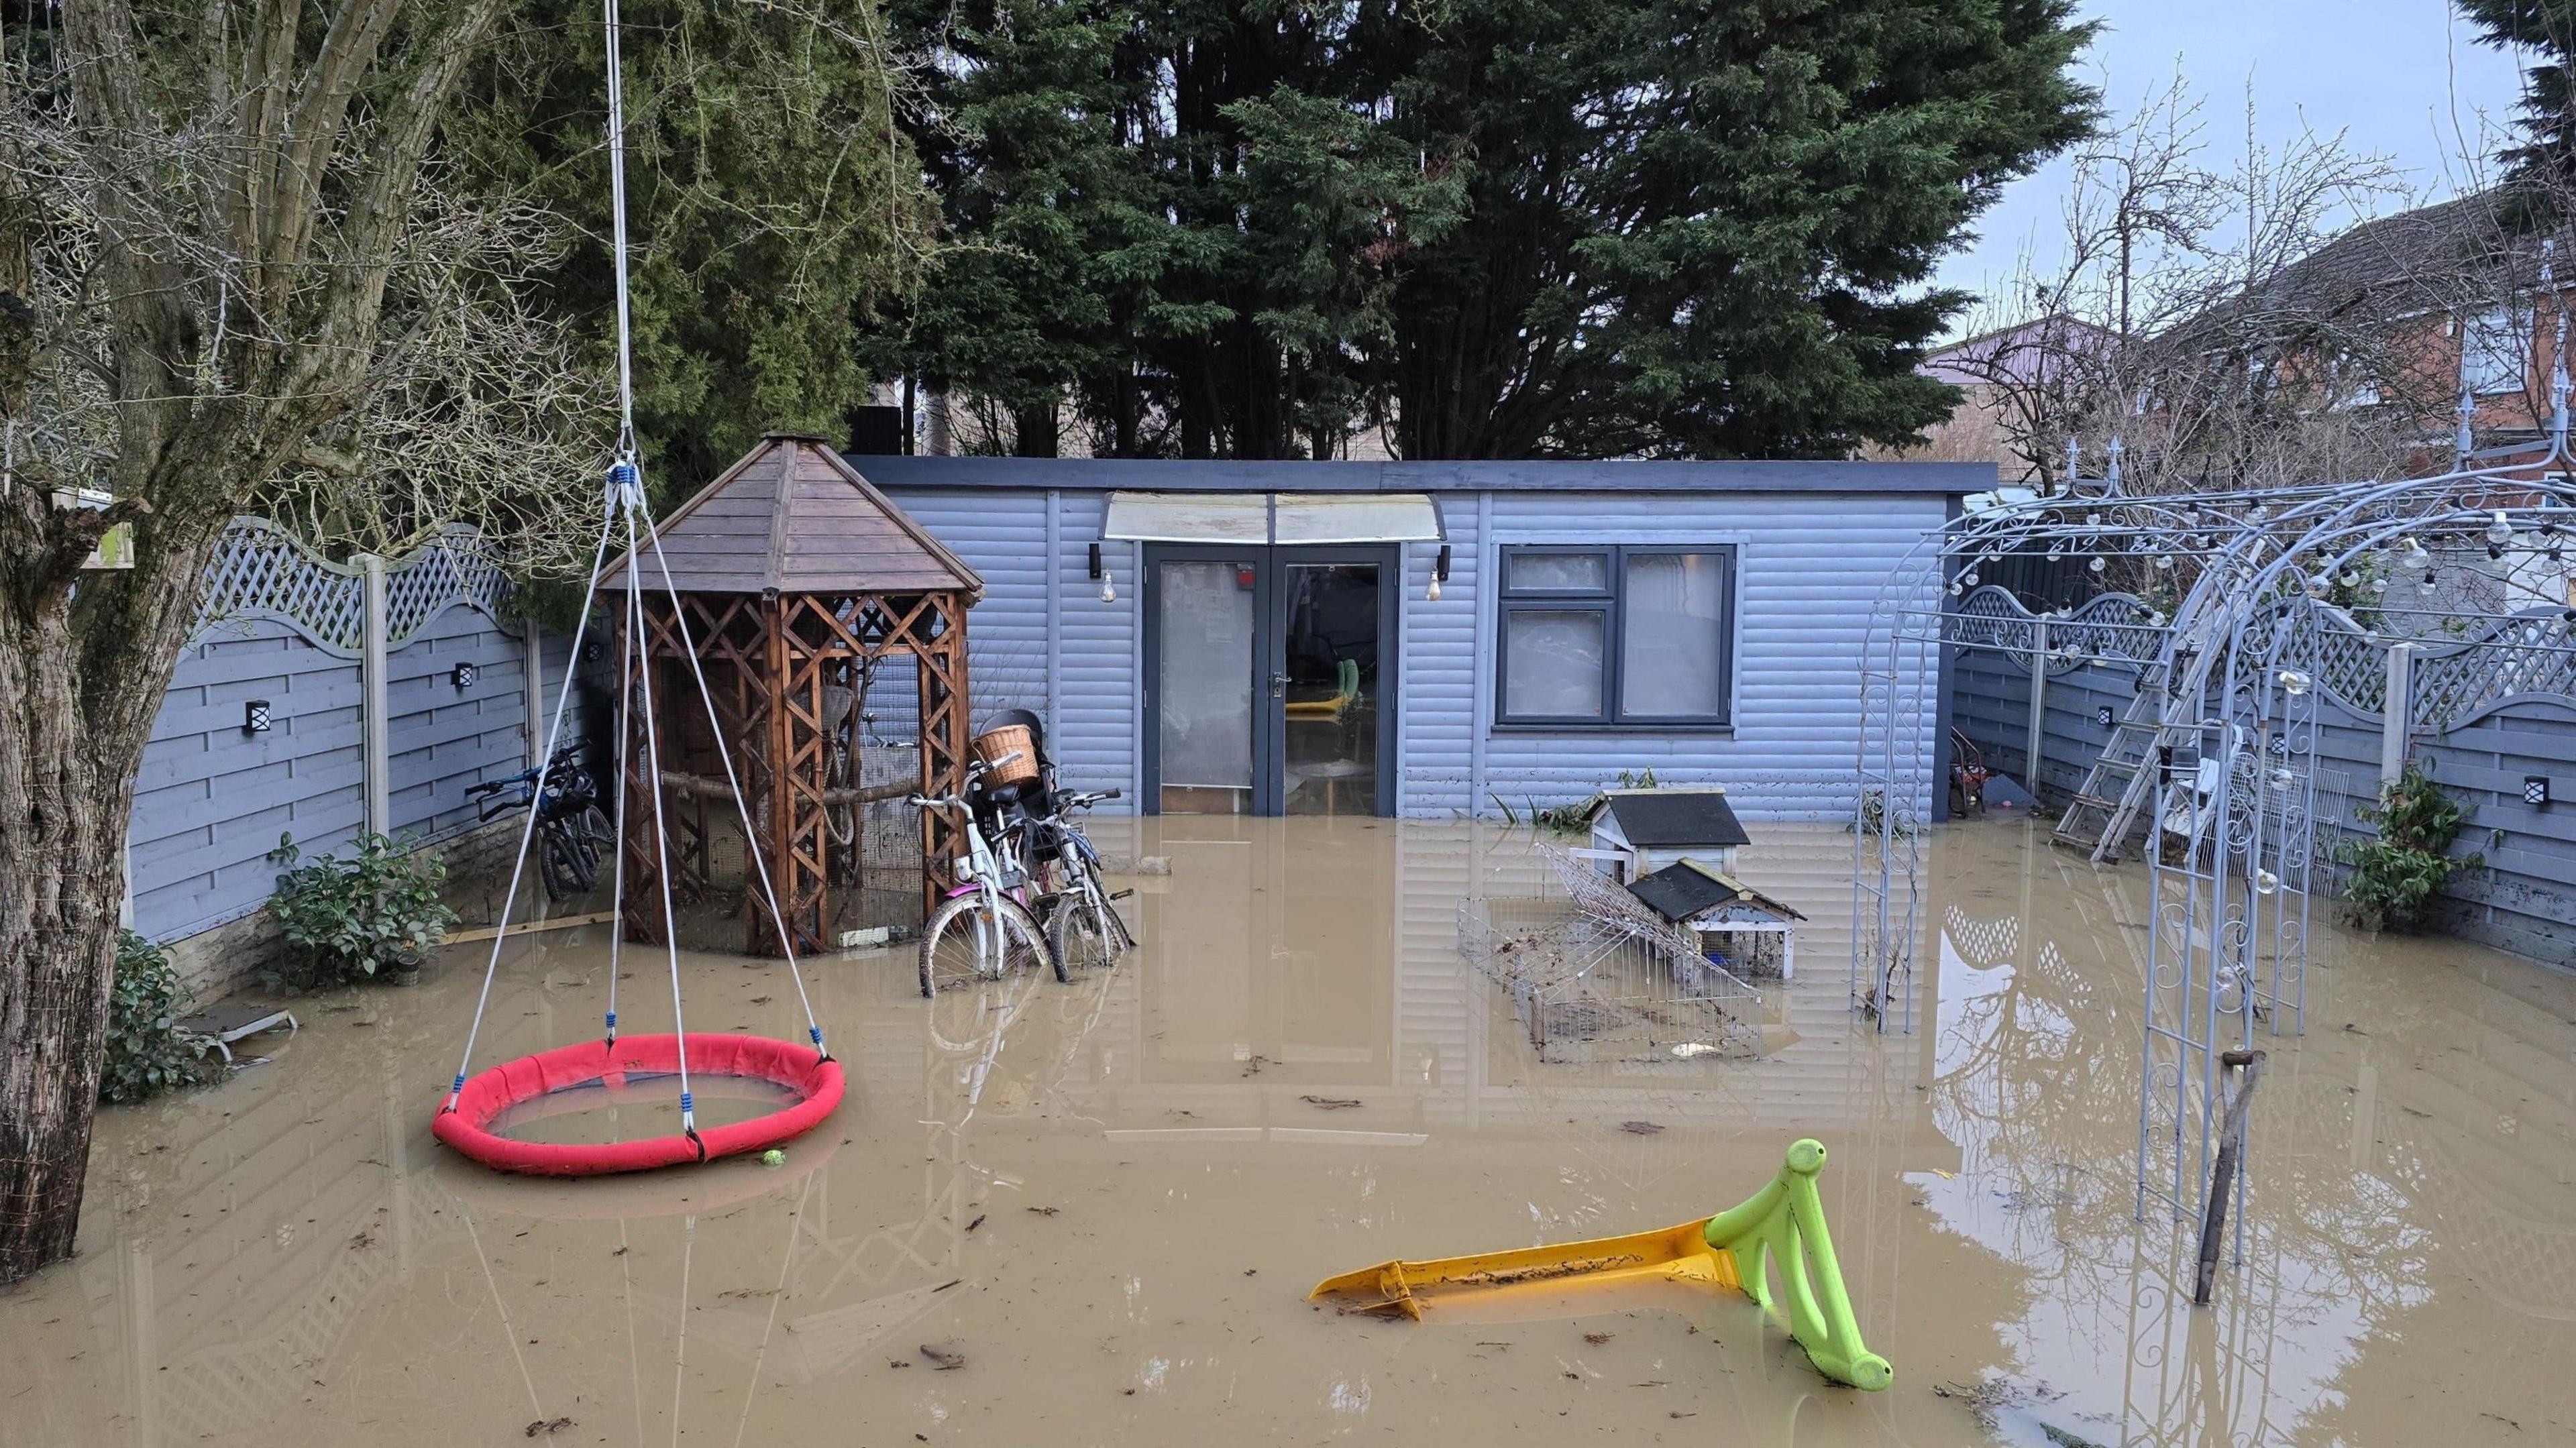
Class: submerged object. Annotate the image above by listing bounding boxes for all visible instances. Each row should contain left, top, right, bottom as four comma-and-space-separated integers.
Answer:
1308, 1137, 1890, 1390
435, 1034, 843, 1176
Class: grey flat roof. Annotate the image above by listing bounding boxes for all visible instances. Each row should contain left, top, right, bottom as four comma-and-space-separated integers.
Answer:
845, 454, 1988, 496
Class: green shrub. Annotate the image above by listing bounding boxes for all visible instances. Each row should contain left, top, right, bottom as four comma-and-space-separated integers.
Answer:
265, 832, 458, 991
2337, 764, 2483, 933
102, 930, 223, 1103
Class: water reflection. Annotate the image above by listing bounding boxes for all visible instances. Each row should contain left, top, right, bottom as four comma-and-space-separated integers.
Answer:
3, 817, 2571, 1445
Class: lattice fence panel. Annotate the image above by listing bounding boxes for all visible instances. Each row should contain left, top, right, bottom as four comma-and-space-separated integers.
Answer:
191, 517, 513, 656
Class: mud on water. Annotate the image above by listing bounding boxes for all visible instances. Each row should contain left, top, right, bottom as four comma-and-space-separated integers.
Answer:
3, 817, 2571, 1445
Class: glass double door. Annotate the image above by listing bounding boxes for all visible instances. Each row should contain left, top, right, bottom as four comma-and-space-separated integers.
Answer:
1146, 545, 1395, 817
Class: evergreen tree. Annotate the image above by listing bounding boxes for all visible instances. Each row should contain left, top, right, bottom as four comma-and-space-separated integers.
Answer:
453, 0, 932, 490
869, 0, 2091, 459
2458, 1, 2576, 185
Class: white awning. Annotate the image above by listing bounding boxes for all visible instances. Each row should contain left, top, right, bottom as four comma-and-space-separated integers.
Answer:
1102, 491, 1442, 546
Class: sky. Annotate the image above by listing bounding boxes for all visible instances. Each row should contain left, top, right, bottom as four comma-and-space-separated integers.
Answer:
1933, 0, 2534, 332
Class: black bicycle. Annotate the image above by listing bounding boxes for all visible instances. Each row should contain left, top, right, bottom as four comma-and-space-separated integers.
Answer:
470, 746, 612, 900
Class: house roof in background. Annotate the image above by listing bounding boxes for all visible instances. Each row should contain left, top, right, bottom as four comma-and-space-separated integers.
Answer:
843, 455, 1991, 496
603, 435, 984, 598
1624, 858, 1807, 924
1583, 788, 1750, 846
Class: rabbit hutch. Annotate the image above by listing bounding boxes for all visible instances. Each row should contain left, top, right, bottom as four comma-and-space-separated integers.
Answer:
598, 434, 985, 956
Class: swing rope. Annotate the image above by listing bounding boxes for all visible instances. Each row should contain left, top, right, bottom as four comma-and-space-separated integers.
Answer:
435, 0, 833, 1158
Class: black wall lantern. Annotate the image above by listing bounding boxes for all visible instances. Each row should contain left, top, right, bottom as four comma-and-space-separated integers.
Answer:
452, 661, 478, 691
244, 699, 272, 734
2526, 776, 2552, 807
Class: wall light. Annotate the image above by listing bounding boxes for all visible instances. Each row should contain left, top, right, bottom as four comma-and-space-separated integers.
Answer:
452, 661, 478, 690
1428, 543, 1452, 602
244, 699, 272, 734
2527, 776, 2553, 807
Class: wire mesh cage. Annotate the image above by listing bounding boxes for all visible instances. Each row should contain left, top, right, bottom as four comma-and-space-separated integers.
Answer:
1456, 847, 1764, 1062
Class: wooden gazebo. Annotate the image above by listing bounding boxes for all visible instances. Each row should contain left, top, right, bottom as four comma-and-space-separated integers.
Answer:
598, 434, 983, 956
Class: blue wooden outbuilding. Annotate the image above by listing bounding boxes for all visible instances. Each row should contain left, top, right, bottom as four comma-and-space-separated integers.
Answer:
859, 456, 1984, 822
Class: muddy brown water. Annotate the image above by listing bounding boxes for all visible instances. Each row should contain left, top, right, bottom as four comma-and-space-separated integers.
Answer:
5, 818, 2572, 1445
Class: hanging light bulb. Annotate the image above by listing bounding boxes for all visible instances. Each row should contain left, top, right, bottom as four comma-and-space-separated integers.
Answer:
2305, 571, 2332, 598
1948, 579, 1964, 596
2255, 869, 2282, 897
1426, 572, 1442, 602
2088, 555, 2107, 575
2488, 510, 2514, 546
1099, 567, 1118, 604
2277, 669, 2310, 696
2340, 567, 2361, 588
2370, 575, 2390, 594
2155, 553, 2174, 570
2047, 545, 2065, 561
2420, 566, 2440, 594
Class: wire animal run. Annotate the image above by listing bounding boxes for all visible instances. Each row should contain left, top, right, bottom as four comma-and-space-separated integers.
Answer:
1856, 381, 2576, 1226
1456, 846, 1764, 1062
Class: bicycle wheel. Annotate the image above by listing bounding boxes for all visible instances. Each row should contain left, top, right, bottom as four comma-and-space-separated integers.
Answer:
539, 826, 588, 900
918, 892, 1051, 997
1046, 887, 1120, 974
575, 804, 614, 875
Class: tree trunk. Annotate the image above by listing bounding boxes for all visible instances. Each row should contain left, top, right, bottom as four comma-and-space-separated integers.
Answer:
0, 543, 193, 1284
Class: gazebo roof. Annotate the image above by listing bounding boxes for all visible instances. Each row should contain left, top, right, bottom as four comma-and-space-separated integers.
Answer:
600, 434, 983, 598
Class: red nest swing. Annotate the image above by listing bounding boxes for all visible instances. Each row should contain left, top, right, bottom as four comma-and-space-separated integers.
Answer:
434, 1033, 843, 1176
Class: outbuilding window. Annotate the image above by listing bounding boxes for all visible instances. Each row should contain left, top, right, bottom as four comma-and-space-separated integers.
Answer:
1497, 545, 1733, 727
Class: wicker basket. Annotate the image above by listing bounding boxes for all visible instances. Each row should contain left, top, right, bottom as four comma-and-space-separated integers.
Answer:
972, 724, 1040, 787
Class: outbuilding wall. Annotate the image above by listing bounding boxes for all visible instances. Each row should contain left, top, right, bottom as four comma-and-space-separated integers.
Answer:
873, 463, 1955, 824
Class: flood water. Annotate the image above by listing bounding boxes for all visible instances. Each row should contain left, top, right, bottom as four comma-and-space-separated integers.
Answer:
5, 817, 2571, 1445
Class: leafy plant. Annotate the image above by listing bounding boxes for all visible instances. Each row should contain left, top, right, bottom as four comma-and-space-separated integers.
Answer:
2337, 764, 2483, 932
1615, 767, 1660, 790
265, 832, 458, 991
101, 931, 223, 1104
1529, 798, 1593, 834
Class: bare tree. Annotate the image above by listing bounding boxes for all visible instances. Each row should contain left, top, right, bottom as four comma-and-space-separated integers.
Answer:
0, 0, 519, 1284
1952, 75, 2467, 496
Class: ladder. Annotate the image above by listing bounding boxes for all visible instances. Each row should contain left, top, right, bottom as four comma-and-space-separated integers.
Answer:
2050, 608, 2231, 863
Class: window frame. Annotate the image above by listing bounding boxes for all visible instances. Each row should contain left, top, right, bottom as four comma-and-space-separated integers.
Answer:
1495, 543, 1736, 730
2462, 302, 2531, 398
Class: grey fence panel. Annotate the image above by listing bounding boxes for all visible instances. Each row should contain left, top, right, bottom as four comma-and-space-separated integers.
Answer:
131, 618, 369, 940
1952, 590, 2576, 964
130, 520, 557, 950
2413, 700, 2576, 961
386, 606, 537, 842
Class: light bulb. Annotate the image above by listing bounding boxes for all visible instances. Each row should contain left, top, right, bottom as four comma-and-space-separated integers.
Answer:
2488, 510, 2514, 546
2277, 669, 2310, 697
1427, 573, 1443, 602
2370, 576, 2389, 594
2255, 869, 2281, 896
1963, 571, 1980, 587
1099, 571, 1118, 604
1949, 580, 1964, 596
2420, 569, 2440, 594
2341, 568, 2361, 588
2088, 556, 2106, 574
2155, 553, 2174, 570
2306, 572, 2332, 598
2047, 546, 2064, 561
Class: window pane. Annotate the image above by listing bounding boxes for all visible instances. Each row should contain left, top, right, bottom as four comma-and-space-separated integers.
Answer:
1509, 551, 1607, 592
2463, 305, 2528, 396
1621, 553, 1727, 717
1157, 561, 1254, 808
1504, 609, 1607, 717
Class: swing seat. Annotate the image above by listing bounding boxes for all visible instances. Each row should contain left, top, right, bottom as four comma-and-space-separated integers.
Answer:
433, 1033, 843, 1176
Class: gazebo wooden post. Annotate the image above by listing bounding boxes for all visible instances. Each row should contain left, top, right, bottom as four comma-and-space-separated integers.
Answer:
916, 595, 972, 916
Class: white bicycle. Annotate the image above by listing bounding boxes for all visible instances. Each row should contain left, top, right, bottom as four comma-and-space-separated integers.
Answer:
912, 753, 1063, 997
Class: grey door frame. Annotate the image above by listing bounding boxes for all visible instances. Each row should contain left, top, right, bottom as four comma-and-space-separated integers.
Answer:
1142, 543, 1399, 816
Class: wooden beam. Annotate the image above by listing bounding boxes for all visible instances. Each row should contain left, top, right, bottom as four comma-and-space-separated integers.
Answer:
445, 911, 619, 945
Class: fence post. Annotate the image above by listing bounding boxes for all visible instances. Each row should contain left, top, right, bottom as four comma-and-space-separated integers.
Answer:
2025, 617, 2051, 789
522, 615, 546, 769
2379, 642, 2414, 786
359, 553, 390, 836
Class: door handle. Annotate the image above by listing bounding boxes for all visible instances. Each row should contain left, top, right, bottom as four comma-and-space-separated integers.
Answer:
1269, 673, 1287, 698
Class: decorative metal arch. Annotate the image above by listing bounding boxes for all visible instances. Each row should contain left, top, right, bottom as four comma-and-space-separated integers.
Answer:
1856, 418, 2576, 1226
